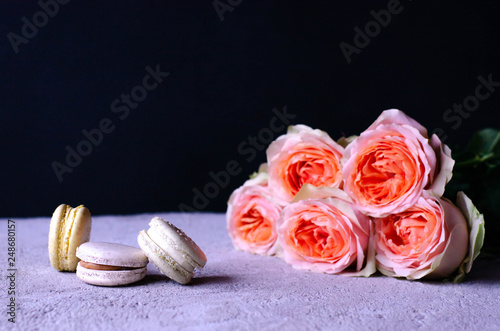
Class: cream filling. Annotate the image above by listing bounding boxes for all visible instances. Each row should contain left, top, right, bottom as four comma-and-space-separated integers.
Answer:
80, 261, 142, 271
58, 205, 83, 269
57, 205, 70, 269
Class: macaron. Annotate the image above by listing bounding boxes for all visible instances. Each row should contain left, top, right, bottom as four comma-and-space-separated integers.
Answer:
76, 242, 148, 286
137, 217, 207, 284
48, 204, 92, 271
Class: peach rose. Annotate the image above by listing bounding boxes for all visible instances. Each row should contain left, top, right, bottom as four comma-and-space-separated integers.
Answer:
227, 165, 283, 255
342, 109, 454, 217
276, 185, 374, 275
374, 191, 469, 279
267, 125, 344, 203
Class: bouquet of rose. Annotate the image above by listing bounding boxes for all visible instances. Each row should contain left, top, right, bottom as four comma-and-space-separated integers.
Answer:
227, 109, 486, 282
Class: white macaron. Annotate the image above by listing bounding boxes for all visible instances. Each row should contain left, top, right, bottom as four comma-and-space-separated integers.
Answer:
137, 217, 207, 284
76, 242, 148, 286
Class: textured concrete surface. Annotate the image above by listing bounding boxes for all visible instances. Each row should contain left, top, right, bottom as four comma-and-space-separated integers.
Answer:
1, 213, 499, 331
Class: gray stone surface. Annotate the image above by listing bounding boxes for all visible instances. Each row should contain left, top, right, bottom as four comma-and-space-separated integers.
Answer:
1, 213, 499, 331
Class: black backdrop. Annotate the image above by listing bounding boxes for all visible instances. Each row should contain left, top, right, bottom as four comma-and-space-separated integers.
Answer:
1, 1, 499, 217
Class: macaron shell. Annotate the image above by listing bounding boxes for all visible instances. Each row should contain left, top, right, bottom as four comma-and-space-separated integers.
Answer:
147, 228, 194, 272
149, 217, 207, 269
137, 230, 192, 285
48, 204, 92, 271
48, 204, 67, 270
76, 242, 148, 268
76, 262, 146, 286
66, 206, 92, 270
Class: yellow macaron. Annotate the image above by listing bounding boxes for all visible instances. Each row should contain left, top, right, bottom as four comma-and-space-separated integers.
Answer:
48, 204, 92, 271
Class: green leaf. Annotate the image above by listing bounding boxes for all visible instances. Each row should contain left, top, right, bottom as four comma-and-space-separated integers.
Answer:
453, 128, 500, 170
446, 128, 500, 257
466, 128, 500, 155
476, 167, 500, 255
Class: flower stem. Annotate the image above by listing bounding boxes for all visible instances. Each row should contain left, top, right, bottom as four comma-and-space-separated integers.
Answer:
454, 153, 499, 168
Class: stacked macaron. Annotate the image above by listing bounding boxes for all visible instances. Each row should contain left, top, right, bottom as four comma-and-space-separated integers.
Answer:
48, 204, 207, 286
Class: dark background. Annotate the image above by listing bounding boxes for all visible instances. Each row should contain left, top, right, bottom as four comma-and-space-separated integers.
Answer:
1, 1, 499, 217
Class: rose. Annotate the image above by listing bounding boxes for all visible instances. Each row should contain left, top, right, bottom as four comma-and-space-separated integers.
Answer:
374, 191, 470, 279
276, 185, 375, 275
227, 165, 283, 255
267, 125, 344, 203
342, 109, 454, 217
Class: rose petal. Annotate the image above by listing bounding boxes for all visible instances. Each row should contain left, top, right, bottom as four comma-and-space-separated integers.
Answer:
367, 108, 428, 137
453, 191, 486, 283
428, 134, 454, 197
291, 183, 352, 204
342, 221, 377, 277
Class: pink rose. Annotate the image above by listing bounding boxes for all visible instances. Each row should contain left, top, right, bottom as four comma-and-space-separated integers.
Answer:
276, 186, 374, 275
227, 166, 283, 255
374, 191, 469, 279
267, 125, 344, 203
342, 109, 454, 217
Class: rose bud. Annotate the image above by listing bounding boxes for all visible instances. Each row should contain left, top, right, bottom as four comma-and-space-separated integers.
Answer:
267, 124, 344, 203
342, 109, 454, 217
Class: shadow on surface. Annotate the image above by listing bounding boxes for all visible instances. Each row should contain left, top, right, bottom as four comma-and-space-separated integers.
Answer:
128, 274, 234, 287
131, 274, 168, 286
415, 258, 500, 285
190, 275, 233, 286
